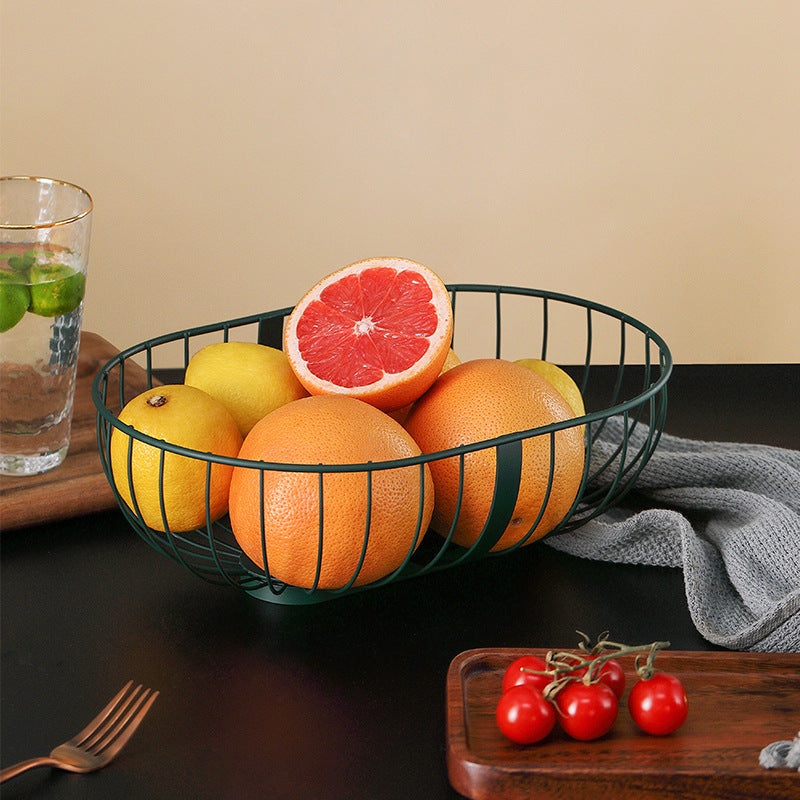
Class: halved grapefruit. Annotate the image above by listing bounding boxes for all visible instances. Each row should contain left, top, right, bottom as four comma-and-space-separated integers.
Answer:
283, 258, 454, 412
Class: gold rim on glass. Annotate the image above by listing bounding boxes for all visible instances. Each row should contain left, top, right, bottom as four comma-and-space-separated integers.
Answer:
0, 175, 93, 230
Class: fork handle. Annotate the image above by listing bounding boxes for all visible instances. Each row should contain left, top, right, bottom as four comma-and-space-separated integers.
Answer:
0, 757, 61, 783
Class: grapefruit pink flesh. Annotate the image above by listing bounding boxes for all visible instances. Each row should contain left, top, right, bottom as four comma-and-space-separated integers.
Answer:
284, 258, 453, 411
295, 266, 438, 388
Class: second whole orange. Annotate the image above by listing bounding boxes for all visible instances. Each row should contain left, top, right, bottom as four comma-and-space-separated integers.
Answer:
404, 359, 585, 551
228, 395, 434, 590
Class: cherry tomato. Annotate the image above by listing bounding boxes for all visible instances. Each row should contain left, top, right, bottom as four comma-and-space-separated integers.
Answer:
573, 657, 626, 699
496, 684, 556, 745
502, 655, 551, 694
628, 672, 688, 735
555, 680, 618, 741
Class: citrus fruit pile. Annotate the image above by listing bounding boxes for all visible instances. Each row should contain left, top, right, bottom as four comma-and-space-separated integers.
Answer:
111, 257, 587, 591
0, 249, 86, 332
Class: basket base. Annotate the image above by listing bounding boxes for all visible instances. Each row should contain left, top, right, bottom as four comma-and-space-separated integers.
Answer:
244, 582, 370, 605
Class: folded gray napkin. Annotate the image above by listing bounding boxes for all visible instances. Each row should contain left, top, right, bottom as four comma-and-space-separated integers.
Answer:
545, 416, 800, 653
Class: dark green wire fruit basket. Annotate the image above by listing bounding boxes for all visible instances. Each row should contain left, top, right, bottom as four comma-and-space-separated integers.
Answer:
93, 284, 672, 604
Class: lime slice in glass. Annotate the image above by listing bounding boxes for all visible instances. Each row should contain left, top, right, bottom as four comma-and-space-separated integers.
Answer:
28, 262, 86, 317
0, 271, 32, 332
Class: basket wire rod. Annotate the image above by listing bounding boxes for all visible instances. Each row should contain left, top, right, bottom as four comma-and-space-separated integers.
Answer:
369, 462, 432, 585
580, 307, 593, 398
152, 456, 234, 584
454, 438, 524, 563
599, 409, 634, 515
557, 420, 599, 532
118, 440, 191, 568
96, 405, 109, 477
494, 289, 502, 359
145, 347, 154, 391
553, 435, 608, 533
92, 410, 593, 474
162, 528, 243, 583
117, 359, 126, 411
580, 411, 645, 509
161, 529, 243, 565
256, 468, 283, 595
200, 462, 241, 587
340, 469, 374, 593
310, 470, 326, 592
540, 297, 549, 361
112, 432, 155, 549
574, 374, 667, 517
611, 410, 634, 498
404, 463, 431, 569
157, 450, 170, 536
602, 330, 658, 477
505, 430, 557, 550
624, 326, 653, 442
155, 456, 212, 580
123, 437, 147, 535
416, 454, 465, 572
584, 319, 632, 480
588, 319, 628, 446
449, 289, 458, 346
551, 420, 595, 535
95, 377, 113, 479
565, 409, 634, 528
182, 332, 191, 371
636, 375, 667, 477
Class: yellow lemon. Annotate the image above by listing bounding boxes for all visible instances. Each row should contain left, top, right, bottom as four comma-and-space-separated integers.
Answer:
515, 358, 586, 420
441, 347, 462, 374
389, 347, 461, 424
184, 342, 309, 437
110, 385, 243, 532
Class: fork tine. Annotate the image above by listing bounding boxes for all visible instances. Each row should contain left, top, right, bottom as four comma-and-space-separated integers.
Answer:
69, 681, 135, 746
92, 689, 159, 761
79, 684, 146, 752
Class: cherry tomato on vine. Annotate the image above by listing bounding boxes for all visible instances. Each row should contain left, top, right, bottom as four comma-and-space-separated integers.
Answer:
628, 672, 688, 735
502, 655, 551, 694
555, 680, 618, 741
496, 684, 556, 745
574, 657, 626, 699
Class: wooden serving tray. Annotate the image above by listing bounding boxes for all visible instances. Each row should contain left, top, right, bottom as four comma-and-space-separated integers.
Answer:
0, 332, 155, 530
446, 648, 800, 800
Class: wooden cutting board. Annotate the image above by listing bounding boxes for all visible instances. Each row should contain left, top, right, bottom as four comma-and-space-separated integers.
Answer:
447, 648, 800, 800
0, 332, 156, 530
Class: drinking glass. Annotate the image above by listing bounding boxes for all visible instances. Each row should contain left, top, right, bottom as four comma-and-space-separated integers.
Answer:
1, 176, 93, 475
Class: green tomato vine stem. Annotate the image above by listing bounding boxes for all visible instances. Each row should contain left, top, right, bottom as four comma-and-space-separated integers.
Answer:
522, 632, 671, 701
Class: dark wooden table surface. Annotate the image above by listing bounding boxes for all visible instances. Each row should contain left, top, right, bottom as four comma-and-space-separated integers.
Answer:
1, 363, 798, 800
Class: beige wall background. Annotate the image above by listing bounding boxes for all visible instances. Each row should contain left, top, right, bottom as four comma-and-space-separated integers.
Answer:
2, 1, 798, 367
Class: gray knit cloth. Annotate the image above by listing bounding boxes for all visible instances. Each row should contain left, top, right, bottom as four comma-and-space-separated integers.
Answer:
545, 416, 800, 652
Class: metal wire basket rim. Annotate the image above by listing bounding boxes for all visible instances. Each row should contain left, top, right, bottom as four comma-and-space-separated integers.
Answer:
92, 283, 672, 473
95, 282, 672, 359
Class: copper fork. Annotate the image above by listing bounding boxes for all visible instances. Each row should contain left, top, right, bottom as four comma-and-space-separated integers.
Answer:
0, 681, 158, 783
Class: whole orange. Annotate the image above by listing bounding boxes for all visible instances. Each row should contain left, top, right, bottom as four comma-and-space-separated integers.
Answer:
110, 385, 243, 532
228, 395, 433, 590
404, 359, 585, 551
